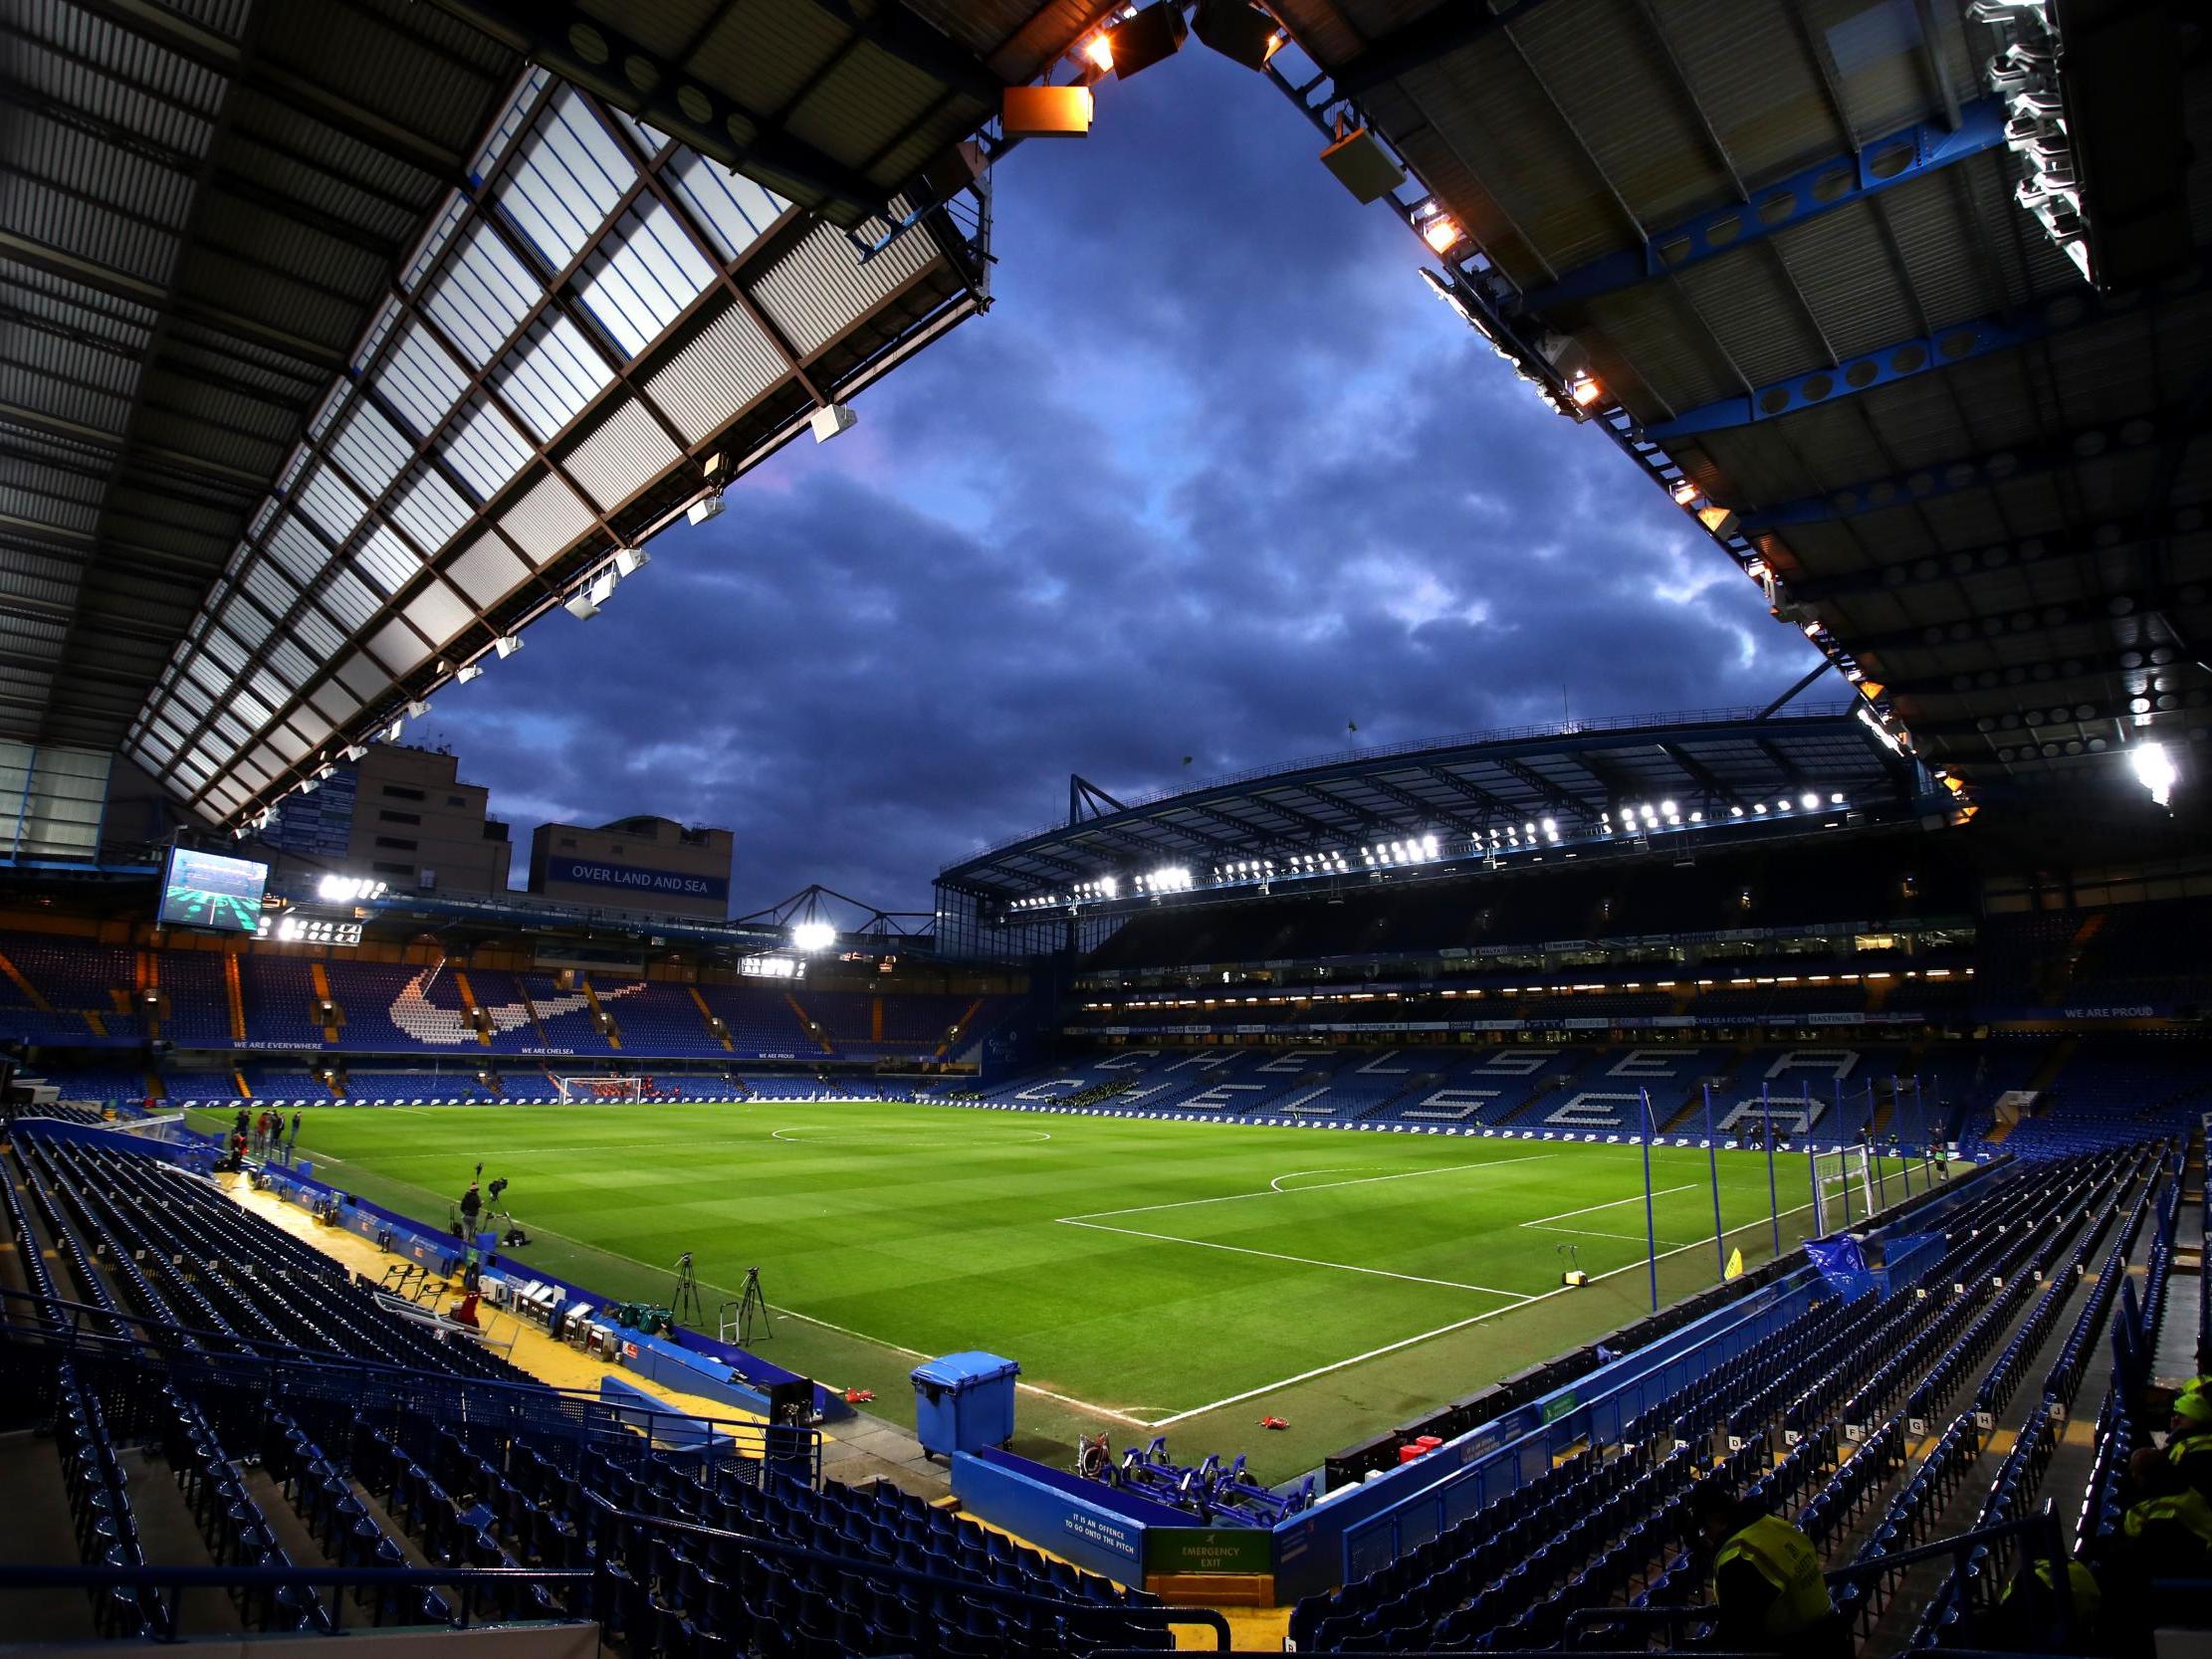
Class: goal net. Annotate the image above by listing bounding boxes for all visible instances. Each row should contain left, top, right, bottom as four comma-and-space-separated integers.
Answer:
554, 1075, 646, 1104
1812, 1144, 1877, 1232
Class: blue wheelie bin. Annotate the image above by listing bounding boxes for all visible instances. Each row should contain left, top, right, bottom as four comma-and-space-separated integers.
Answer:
911, 1351, 1020, 1460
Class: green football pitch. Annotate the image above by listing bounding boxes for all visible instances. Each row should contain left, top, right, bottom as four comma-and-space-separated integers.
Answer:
190, 1101, 1929, 1479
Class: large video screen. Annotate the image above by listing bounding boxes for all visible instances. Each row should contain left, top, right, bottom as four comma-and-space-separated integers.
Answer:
159, 847, 270, 933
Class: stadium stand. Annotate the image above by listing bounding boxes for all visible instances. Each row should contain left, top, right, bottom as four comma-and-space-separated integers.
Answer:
1, 1122, 1179, 1652
1284, 1138, 2190, 1654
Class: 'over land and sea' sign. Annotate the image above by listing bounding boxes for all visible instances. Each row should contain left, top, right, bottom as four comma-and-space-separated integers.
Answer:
547, 856, 728, 904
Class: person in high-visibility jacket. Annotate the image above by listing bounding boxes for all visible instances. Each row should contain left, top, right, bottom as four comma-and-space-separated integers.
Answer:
1983, 1557, 2101, 1653
1688, 1481, 1845, 1656
2165, 1386, 2212, 1500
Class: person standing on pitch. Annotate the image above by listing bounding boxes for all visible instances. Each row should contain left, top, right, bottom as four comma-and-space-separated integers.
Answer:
287, 1110, 302, 1159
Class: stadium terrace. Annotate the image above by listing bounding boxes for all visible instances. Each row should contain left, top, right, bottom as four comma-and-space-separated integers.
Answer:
0, 0, 2208, 1656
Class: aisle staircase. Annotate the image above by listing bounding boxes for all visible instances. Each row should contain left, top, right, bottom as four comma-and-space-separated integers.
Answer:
689, 985, 734, 1051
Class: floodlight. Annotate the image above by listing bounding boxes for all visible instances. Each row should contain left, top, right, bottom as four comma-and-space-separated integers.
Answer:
1670, 479, 1698, 506
2129, 739, 2177, 807
1193, 0, 1283, 70
1081, 31, 1115, 74
1730, 805, 1744, 817
1777, 798, 1792, 810
613, 546, 650, 578
1320, 123, 1405, 203
405, 699, 430, 719
1831, 792, 1847, 805
1659, 801, 1675, 817
563, 591, 601, 621
341, 744, 367, 762
1002, 84, 1093, 137
383, 719, 405, 743
1697, 504, 1741, 536
1420, 212, 1463, 256
790, 921, 837, 951
455, 662, 484, 685
1568, 373, 1603, 408
1104, 3, 1188, 80
494, 634, 524, 659
809, 402, 860, 441
1753, 803, 1767, 814
687, 492, 725, 526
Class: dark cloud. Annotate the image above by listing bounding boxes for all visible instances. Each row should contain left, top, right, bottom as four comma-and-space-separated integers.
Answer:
425, 50, 1822, 909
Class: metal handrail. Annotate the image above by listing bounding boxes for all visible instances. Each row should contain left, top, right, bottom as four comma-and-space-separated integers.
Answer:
0, 1284, 810, 1473
1563, 1506, 2073, 1650
0, 1561, 599, 1637
591, 1500, 1234, 1650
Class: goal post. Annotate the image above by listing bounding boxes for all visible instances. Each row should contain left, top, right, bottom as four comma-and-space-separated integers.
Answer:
1812, 1143, 1877, 1232
553, 1075, 646, 1104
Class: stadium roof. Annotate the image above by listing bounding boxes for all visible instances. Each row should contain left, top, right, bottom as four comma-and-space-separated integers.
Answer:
2, 0, 1100, 829
1266, 0, 2210, 785
936, 702, 1932, 903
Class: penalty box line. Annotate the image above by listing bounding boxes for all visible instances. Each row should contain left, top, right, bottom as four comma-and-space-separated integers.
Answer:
1145, 1194, 1827, 1429
1056, 1218, 1538, 1301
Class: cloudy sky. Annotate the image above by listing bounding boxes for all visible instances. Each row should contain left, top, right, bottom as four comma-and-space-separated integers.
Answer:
422, 48, 1824, 913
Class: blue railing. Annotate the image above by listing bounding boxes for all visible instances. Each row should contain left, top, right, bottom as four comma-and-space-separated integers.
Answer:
1, 1286, 817, 1482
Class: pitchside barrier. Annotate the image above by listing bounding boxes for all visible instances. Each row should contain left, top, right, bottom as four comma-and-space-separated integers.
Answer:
236, 1154, 854, 1424
944, 1159, 2004, 1605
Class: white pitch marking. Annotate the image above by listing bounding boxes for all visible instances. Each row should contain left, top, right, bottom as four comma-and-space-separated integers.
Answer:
764, 1300, 1153, 1427
1061, 1152, 1557, 1223
769, 1126, 1051, 1144
1058, 1217, 1536, 1300
1520, 1184, 1696, 1226
1525, 1224, 1700, 1248
1267, 1167, 1380, 1193
1144, 1196, 1825, 1428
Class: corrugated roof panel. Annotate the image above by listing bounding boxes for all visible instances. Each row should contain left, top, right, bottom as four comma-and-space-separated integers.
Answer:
559, 396, 681, 512
350, 523, 422, 595
642, 298, 786, 442
0, 359, 128, 443
750, 207, 940, 356
1816, 0, 1942, 141
1509, 3, 1731, 234
329, 400, 413, 500
387, 465, 473, 557
401, 575, 474, 648
572, 199, 717, 358
264, 514, 332, 585
493, 312, 614, 441
295, 463, 370, 545
372, 318, 470, 437
493, 83, 636, 271
445, 530, 531, 606
498, 471, 595, 563
0, 169, 176, 288
422, 218, 540, 367
665, 150, 789, 263
438, 396, 534, 502
318, 565, 381, 633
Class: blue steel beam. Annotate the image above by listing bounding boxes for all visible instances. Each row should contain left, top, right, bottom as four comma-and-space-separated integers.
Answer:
1737, 407, 2191, 534
1521, 99, 2007, 312
1648, 252, 2211, 440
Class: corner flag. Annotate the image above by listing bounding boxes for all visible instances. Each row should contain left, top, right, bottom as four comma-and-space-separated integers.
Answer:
1724, 1247, 1745, 1280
